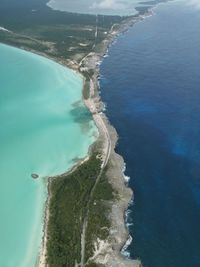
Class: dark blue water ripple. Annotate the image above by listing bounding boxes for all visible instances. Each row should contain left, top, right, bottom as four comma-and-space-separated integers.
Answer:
100, 2, 200, 266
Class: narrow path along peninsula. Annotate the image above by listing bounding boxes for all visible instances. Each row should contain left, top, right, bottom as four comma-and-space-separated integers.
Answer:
0, 0, 170, 266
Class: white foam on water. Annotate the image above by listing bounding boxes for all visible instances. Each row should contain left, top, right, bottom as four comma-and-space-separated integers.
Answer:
122, 162, 131, 184
0, 26, 11, 32
121, 235, 133, 258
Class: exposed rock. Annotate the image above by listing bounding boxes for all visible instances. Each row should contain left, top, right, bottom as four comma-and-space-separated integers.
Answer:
31, 173, 39, 179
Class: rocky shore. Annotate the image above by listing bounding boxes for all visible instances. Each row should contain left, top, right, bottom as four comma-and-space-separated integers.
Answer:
82, 61, 142, 267
37, 9, 156, 267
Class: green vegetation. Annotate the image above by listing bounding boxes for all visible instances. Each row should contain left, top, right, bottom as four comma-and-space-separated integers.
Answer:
83, 73, 91, 100
85, 263, 104, 267
47, 153, 101, 267
0, 0, 125, 62
0, 1, 123, 266
46, 153, 116, 267
85, 168, 116, 262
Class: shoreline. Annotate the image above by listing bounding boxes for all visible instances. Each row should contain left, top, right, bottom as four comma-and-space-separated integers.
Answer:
4, 4, 160, 267
37, 11, 154, 267
0, 1, 172, 266
36, 8, 157, 267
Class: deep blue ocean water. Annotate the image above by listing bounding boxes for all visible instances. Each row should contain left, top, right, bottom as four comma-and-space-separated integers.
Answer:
100, 1, 200, 266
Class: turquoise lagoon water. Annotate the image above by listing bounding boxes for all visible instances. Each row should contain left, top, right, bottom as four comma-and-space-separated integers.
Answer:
0, 44, 97, 267
47, 0, 155, 16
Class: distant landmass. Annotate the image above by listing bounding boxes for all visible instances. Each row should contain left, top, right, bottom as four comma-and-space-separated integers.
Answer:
2, 1, 199, 267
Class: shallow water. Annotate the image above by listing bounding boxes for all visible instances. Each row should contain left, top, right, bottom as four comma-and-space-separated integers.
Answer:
0, 44, 97, 267
47, 0, 154, 16
100, 0, 200, 266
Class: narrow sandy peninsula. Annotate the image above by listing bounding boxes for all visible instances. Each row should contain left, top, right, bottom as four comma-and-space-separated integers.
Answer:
37, 14, 149, 266
0, 1, 161, 266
